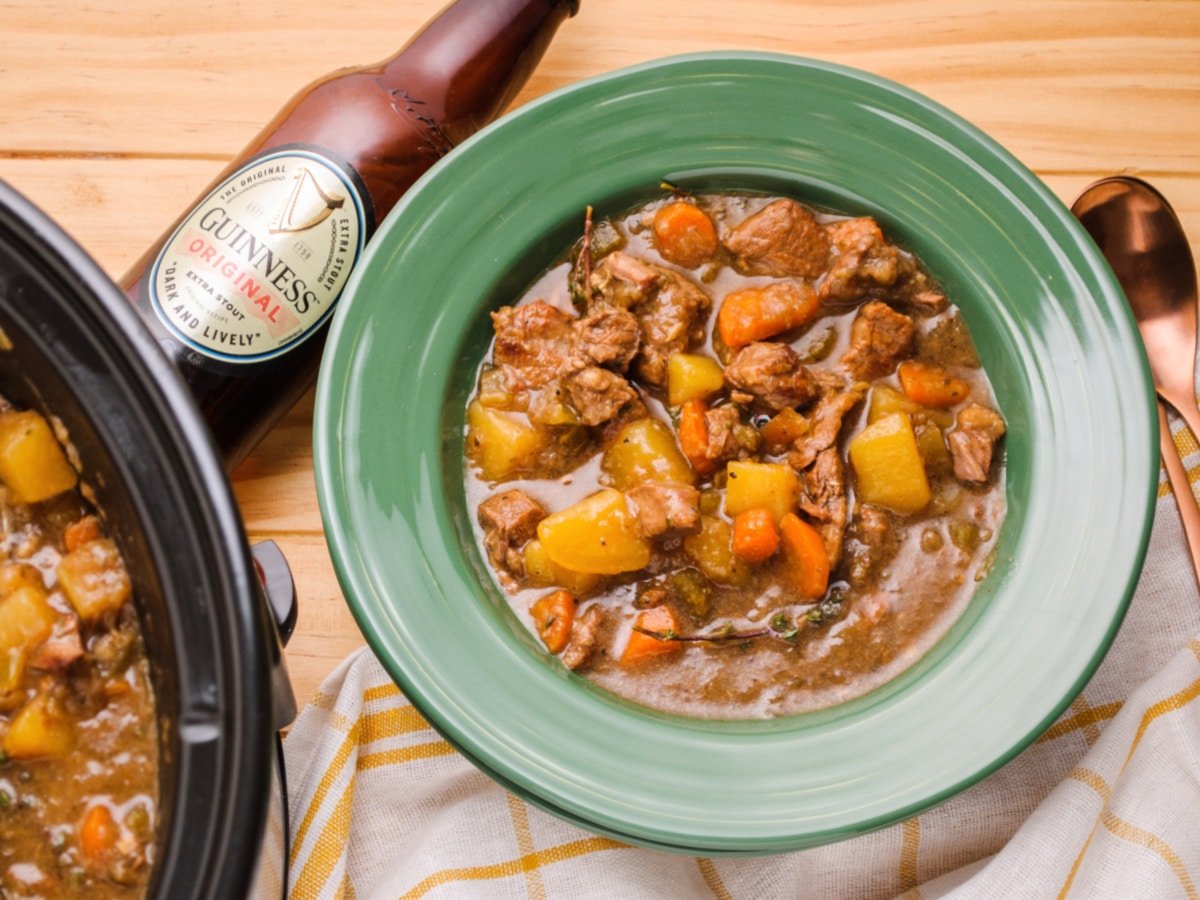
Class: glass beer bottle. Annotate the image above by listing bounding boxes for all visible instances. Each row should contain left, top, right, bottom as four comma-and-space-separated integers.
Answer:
120, 0, 579, 469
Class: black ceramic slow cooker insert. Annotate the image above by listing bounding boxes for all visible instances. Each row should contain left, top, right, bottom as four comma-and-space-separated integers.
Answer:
0, 180, 296, 899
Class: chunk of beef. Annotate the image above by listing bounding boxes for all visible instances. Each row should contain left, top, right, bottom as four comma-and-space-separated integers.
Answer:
589, 251, 661, 309
918, 312, 982, 369
562, 367, 638, 427
27, 616, 83, 671
490, 300, 644, 421
724, 342, 819, 411
491, 300, 579, 389
848, 505, 899, 585
798, 447, 844, 523
947, 404, 1006, 484
855, 505, 892, 550
798, 447, 848, 567
812, 368, 849, 394
722, 198, 831, 278
478, 490, 546, 582
626, 482, 701, 540
704, 405, 744, 465
636, 585, 669, 609
632, 269, 711, 387
486, 299, 644, 428
582, 253, 711, 388
789, 382, 869, 471
820, 217, 915, 305
840, 300, 916, 380
574, 306, 641, 371
561, 604, 604, 670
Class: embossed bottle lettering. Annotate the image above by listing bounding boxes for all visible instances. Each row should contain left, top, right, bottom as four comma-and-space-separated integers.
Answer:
121, 0, 579, 468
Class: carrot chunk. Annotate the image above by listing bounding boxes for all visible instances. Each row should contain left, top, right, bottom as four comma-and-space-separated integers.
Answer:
731, 508, 781, 563
64, 515, 102, 553
621, 605, 683, 664
652, 201, 718, 268
678, 398, 715, 476
80, 804, 118, 861
717, 282, 820, 349
780, 513, 830, 599
530, 589, 575, 655
759, 407, 809, 454
897, 360, 970, 408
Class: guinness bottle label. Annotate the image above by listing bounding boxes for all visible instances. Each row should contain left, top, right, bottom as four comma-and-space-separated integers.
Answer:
147, 148, 369, 363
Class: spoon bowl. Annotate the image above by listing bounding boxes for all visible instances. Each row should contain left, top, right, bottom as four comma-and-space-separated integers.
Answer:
1072, 177, 1200, 429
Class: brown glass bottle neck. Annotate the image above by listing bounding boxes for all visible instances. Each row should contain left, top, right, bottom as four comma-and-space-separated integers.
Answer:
376, 0, 578, 145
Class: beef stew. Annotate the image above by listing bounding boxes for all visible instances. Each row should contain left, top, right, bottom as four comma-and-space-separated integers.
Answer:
0, 401, 157, 896
465, 192, 1005, 718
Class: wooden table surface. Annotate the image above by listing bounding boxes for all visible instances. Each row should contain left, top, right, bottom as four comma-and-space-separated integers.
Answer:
1, 0, 1198, 707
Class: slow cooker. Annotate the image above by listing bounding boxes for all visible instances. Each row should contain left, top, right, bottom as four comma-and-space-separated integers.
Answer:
0, 179, 296, 898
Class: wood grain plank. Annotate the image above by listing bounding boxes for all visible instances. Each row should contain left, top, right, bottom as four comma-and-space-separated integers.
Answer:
233, 392, 321, 534
0, 158, 215, 278
1, 0, 1197, 175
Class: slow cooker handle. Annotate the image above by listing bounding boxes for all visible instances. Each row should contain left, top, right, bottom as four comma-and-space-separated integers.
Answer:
251, 540, 297, 645
251, 540, 299, 734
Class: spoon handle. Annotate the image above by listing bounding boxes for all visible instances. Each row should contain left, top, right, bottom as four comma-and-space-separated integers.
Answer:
1158, 402, 1200, 592
1167, 390, 1200, 452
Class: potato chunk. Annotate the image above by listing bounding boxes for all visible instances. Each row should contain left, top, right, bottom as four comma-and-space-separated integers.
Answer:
523, 539, 602, 594
868, 385, 953, 429
537, 489, 651, 575
0, 410, 77, 504
867, 384, 922, 425
0, 585, 55, 703
666, 353, 725, 407
724, 461, 798, 523
0, 585, 57, 657
3, 692, 73, 759
466, 400, 547, 482
682, 515, 750, 586
0, 648, 24, 697
601, 418, 694, 490
0, 562, 46, 596
848, 412, 932, 514
57, 538, 131, 621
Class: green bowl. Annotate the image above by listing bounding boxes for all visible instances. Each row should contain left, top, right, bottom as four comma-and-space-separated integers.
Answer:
313, 52, 1156, 854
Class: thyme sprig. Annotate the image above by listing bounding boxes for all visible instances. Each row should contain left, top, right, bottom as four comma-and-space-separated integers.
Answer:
632, 596, 849, 646
580, 204, 594, 301
632, 624, 771, 643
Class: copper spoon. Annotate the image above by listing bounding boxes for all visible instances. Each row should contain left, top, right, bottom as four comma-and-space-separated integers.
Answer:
1072, 176, 1200, 584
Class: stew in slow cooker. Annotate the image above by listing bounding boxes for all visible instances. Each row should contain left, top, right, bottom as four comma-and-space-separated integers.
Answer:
0, 400, 157, 896
465, 192, 1006, 718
